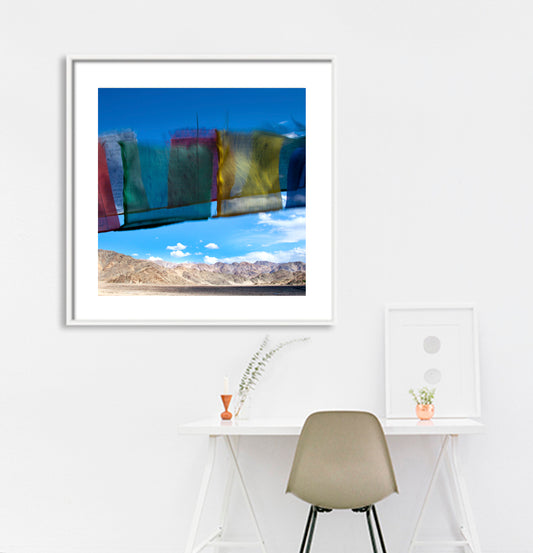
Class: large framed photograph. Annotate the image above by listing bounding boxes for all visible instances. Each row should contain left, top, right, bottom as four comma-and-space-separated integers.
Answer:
67, 56, 334, 325
385, 304, 480, 418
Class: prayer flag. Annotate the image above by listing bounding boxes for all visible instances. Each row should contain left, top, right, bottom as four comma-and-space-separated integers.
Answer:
120, 140, 211, 230
100, 130, 136, 214
216, 131, 283, 217
98, 142, 120, 232
285, 146, 306, 208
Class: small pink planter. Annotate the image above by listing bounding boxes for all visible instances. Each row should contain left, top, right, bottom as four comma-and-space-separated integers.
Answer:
416, 404, 435, 421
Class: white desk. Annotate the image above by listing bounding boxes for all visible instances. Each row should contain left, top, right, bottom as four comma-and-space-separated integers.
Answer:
179, 417, 484, 553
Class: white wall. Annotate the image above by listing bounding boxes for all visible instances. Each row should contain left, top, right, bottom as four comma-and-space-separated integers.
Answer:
1, 1, 533, 552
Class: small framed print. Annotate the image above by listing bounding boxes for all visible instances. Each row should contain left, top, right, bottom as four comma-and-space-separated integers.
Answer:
385, 304, 480, 418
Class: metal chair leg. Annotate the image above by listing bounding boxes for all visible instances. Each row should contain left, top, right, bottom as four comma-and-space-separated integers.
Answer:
304, 506, 318, 553
365, 508, 378, 553
371, 505, 388, 553
299, 506, 314, 553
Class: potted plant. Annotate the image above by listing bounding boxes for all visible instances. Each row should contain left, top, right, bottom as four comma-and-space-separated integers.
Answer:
409, 386, 436, 420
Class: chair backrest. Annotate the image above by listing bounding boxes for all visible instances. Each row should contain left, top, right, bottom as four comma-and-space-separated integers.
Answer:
286, 411, 398, 510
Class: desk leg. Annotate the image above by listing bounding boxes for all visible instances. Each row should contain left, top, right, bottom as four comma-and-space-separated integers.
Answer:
445, 452, 470, 551
449, 435, 482, 553
407, 435, 449, 553
223, 436, 268, 553
407, 434, 481, 553
185, 436, 218, 553
214, 436, 239, 553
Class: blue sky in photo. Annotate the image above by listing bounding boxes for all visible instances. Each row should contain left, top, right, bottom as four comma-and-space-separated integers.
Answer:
98, 88, 306, 264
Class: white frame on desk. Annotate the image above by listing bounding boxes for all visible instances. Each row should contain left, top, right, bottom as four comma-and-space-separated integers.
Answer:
385, 304, 481, 419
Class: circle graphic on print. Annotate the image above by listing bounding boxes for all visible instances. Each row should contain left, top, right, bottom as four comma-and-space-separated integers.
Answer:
424, 368, 442, 385
423, 335, 441, 354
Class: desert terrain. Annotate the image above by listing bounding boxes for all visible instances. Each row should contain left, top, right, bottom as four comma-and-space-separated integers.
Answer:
98, 250, 306, 296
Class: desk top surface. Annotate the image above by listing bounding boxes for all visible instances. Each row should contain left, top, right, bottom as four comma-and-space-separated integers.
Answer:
178, 417, 484, 436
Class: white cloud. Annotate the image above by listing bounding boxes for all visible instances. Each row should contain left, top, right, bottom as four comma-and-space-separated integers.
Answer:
214, 247, 306, 264
167, 242, 187, 251
147, 256, 163, 262
204, 255, 219, 264
132, 253, 139, 257
170, 250, 191, 258
257, 212, 306, 243
205, 243, 219, 250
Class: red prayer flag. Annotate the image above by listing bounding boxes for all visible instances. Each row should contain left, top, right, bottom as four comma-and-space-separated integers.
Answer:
98, 142, 120, 232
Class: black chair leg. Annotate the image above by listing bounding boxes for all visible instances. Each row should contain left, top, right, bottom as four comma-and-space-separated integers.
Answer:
304, 506, 318, 553
354, 505, 387, 553
299, 506, 314, 553
371, 505, 388, 553
365, 508, 378, 553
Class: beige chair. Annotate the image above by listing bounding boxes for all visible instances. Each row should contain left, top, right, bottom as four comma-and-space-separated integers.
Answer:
286, 411, 398, 553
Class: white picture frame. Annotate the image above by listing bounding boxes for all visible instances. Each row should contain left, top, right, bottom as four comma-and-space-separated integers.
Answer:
385, 304, 480, 419
66, 55, 335, 325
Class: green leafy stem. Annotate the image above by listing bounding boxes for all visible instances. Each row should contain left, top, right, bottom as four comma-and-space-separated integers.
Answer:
235, 335, 309, 417
408, 386, 436, 405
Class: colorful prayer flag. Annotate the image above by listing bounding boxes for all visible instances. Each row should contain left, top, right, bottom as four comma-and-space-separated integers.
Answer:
216, 131, 284, 217
98, 142, 120, 232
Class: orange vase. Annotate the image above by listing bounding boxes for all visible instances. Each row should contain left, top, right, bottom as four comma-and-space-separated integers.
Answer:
416, 404, 435, 421
220, 394, 233, 420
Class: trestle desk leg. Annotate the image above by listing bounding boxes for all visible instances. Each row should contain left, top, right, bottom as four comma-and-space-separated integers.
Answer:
184, 436, 218, 553
214, 436, 239, 553
444, 439, 470, 551
407, 435, 449, 553
223, 435, 267, 553
448, 435, 482, 553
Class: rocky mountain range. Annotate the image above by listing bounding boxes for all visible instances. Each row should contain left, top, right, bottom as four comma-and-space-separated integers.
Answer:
98, 250, 306, 286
